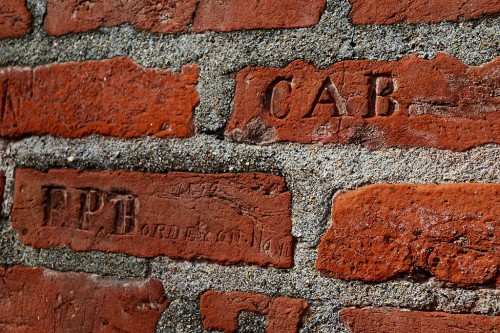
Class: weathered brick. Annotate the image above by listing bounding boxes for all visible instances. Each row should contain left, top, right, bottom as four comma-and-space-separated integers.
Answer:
225, 53, 499, 151
316, 184, 500, 287
200, 291, 309, 333
13, 169, 293, 268
0, 57, 198, 138
0, 0, 32, 39
44, 0, 326, 35
341, 308, 500, 333
44, 0, 198, 36
0, 266, 168, 332
349, 0, 500, 24
192, 0, 326, 32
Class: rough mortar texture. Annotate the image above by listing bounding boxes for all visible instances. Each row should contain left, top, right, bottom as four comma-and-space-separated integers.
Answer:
0, 0, 499, 332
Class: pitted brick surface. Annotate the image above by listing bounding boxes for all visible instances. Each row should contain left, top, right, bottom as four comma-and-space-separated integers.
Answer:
0, 0, 32, 39
0, 57, 198, 139
13, 169, 293, 268
349, 0, 500, 24
316, 184, 500, 287
192, 0, 326, 32
226, 53, 499, 151
200, 291, 309, 333
341, 308, 500, 333
0, 266, 168, 332
44, 0, 326, 36
44, 0, 198, 36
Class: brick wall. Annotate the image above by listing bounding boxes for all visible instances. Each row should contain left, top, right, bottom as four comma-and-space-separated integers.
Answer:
0, 0, 499, 332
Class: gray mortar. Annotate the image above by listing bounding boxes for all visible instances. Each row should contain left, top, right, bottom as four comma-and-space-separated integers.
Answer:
0, 0, 499, 332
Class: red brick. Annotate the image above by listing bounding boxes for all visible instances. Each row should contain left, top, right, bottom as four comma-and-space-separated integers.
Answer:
44, 0, 326, 35
192, 0, 326, 32
349, 0, 500, 24
0, 0, 32, 39
316, 184, 500, 287
44, 0, 198, 36
341, 308, 500, 333
0, 266, 168, 332
13, 169, 293, 268
225, 53, 499, 151
200, 291, 309, 333
0, 57, 198, 139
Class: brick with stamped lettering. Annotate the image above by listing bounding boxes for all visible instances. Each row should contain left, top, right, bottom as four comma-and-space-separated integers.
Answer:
13, 169, 293, 268
225, 53, 499, 151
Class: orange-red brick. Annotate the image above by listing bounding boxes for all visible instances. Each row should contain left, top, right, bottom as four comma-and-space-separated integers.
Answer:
13, 169, 293, 268
341, 308, 500, 333
44, 0, 198, 36
349, 0, 500, 24
0, 0, 32, 39
226, 53, 499, 151
0, 57, 198, 138
44, 0, 326, 36
200, 291, 309, 333
192, 0, 326, 32
0, 266, 168, 332
316, 184, 500, 287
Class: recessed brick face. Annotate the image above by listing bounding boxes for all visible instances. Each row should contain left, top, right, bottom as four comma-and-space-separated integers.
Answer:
200, 291, 309, 333
13, 169, 293, 268
316, 184, 500, 287
341, 308, 500, 333
0, 266, 168, 333
225, 53, 500, 151
0, 57, 198, 139
349, 0, 500, 24
0, 0, 32, 39
44, 0, 326, 36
